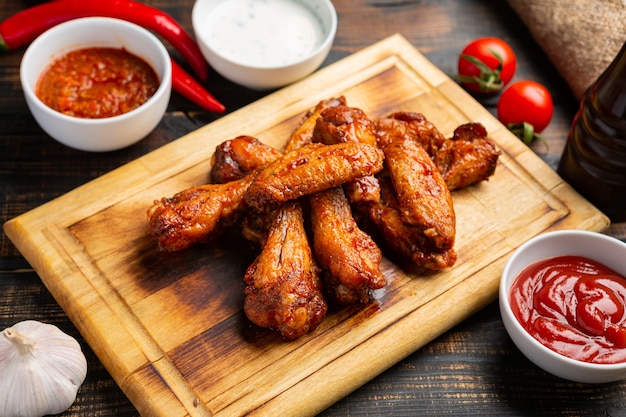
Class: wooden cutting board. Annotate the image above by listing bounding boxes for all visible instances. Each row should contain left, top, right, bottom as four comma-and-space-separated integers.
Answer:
4, 34, 609, 417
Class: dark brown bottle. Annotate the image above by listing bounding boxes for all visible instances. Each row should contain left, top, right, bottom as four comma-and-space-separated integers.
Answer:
557, 41, 626, 222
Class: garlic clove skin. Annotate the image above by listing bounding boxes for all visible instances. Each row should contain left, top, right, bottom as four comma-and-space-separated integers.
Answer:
0, 320, 88, 417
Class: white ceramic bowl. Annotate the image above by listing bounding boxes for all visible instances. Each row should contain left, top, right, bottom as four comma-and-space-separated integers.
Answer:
20, 17, 172, 152
500, 230, 626, 383
192, 0, 337, 90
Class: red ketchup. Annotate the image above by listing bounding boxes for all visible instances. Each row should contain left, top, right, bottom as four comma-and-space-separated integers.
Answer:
510, 255, 626, 364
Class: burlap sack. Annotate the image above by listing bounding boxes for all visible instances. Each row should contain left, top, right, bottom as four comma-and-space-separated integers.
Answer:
506, 0, 626, 99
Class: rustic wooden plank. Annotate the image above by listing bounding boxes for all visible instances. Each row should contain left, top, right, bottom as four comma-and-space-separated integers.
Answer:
3, 34, 609, 417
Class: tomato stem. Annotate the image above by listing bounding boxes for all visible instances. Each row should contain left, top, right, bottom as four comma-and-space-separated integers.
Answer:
507, 122, 548, 150
457, 49, 505, 93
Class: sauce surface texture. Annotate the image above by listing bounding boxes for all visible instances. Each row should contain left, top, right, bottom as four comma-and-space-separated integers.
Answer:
200, 0, 325, 67
36, 47, 159, 119
510, 255, 626, 364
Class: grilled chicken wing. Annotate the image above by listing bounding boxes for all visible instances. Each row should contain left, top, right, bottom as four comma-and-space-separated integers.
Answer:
375, 113, 499, 190
286, 101, 387, 303
381, 136, 455, 250
310, 187, 387, 304
312, 104, 382, 208
312, 104, 378, 147
147, 176, 253, 252
245, 142, 384, 213
210, 135, 282, 184
369, 177, 457, 270
283, 96, 346, 153
434, 123, 500, 191
375, 112, 446, 156
243, 202, 327, 340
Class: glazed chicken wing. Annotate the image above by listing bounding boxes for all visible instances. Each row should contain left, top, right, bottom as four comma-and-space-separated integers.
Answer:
381, 136, 456, 250
369, 177, 457, 270
375, 113, 499, 190
433, 123, 500, 191
147, 175, 254, 252
210, 135, 282, 184
312, 104, 382, 208
243, 202, 327, 340
375, 112, 446, 156
283, 96, 346, 153
245, 142, 384, 213
312, 104, 378, 147
309, 187, 387, 304
285, 100, 387, 303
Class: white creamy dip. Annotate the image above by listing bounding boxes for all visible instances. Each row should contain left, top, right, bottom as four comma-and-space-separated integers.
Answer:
199, 0, 326, 67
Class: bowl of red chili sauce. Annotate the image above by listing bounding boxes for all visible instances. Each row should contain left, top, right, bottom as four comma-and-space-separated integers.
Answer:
20, 17, 172, 152
500, 230, 626, 383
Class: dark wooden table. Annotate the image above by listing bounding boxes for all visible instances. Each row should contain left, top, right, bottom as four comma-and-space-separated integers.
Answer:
2, 1, 625, 416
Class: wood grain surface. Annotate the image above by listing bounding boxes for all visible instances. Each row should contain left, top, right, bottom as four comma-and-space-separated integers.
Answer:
4, 35, 609, 417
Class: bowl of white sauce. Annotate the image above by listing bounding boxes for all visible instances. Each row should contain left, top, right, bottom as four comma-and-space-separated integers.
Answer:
192, 0, 337, 90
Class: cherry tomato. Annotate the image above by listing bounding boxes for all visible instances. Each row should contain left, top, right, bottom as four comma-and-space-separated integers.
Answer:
457, 37, 517, 94
497, 81, 554, 133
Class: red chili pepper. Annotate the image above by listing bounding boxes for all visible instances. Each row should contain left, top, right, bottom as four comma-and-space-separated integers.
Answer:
0, 0, 209, 82
171, 59, 225, 113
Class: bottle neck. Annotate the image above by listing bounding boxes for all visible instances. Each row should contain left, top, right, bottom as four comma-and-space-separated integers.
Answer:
591, 41, 626, 123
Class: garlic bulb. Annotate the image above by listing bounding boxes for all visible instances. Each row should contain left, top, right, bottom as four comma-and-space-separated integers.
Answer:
0, 320, 87, 417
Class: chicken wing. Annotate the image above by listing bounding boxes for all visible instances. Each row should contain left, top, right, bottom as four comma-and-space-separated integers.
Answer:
245, 142, 384, 213
381, 136, 456, 250
312, 104, 382, 208
375, 112, 446, 156
368, 177, 457, 270
433, 123, 500, 191
243, 201, 327, 340
147, 175, 254, 252
283, 96, 346, 153
375, 114, 499, 190
309, 186, 387, 304
312, 104, 378, 147
210, 135, 282, 184
285, 100, 387, 303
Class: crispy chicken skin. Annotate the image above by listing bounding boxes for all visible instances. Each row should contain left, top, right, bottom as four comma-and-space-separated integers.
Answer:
243, 202, 327, 340
245, 142, 385, 213
312, 104, 382, 208
147, 175, 254, 252
369, 177, 457, 270
210, 135, 282, 184
309, 187, 387, 304
312, 104, 378, 147
434, 123, 500, 191
381, 136, 456, 250
375, 113, 499, 190
283, 96, 346, 153
375, 112, 446, 156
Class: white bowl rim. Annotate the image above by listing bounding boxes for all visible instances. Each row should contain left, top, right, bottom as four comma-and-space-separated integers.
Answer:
192, 0, 337, 70
500, 229, 626, 371
20, 16, 172, 125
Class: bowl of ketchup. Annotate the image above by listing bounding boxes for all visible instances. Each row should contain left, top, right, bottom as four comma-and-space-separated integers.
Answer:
500, 230, 626, 383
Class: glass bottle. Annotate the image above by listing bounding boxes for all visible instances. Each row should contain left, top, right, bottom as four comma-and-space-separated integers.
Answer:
557, 41, 626, 222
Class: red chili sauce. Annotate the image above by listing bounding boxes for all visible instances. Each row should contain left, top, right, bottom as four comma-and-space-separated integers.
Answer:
510, 255, 626, 364
35, 47, 159, 119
